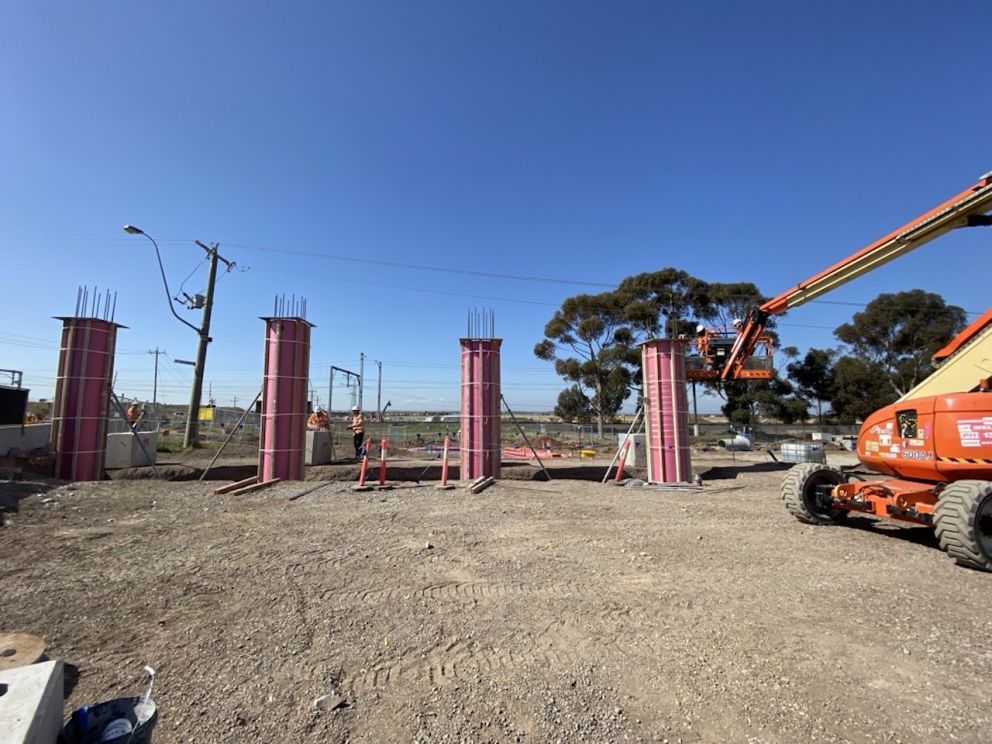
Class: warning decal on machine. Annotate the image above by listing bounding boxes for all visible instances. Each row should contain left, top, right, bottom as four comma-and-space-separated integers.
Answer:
957, 417, 992, 449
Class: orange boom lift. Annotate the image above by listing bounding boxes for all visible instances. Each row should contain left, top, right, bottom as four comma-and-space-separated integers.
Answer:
693, 171, 992, 570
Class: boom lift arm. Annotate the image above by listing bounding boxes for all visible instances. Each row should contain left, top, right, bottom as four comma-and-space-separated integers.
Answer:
718, 172, 992, 381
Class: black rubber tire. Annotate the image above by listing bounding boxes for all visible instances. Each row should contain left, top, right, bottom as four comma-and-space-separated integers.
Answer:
781, 463, 848, 525
934, 480, 992, 572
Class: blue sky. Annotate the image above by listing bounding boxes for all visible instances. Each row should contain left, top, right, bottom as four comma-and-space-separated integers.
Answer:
1, 1, 989, 413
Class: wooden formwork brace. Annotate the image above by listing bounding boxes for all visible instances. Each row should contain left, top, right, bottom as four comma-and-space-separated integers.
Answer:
213, 475, 258, 495
109, 389, 161, 479
602, 405, 644, 484
199, 389, 263, 482
229, 477, 281, 496
500, 394, 551, 481
467, 476, 496, 494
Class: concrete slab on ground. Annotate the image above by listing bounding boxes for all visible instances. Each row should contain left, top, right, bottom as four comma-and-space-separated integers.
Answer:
0, 660, 64, 744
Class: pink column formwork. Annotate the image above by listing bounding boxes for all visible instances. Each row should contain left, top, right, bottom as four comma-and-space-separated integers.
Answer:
258, 317, 313, 482
459, 338, 502, 481
642, 339, 692, 483
50, 317, 123, 481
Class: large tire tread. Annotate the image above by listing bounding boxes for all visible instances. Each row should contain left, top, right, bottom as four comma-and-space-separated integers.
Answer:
934, 481, 992, 572
781, 463, 846, 525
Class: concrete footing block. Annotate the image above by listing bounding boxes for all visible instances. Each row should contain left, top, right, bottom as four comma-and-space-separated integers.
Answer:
305, 430, 333, 465
0, 660, 64, 744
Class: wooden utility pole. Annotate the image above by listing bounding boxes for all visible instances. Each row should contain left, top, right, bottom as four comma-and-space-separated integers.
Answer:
184, 242, 232, 448
359, 352, 365, 411
375, 359, 383, 421
148, 347, 166, 416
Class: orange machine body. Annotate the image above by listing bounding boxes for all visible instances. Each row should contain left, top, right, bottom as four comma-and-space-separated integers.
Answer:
686, 327, 775, 381
825, 392, 992, 525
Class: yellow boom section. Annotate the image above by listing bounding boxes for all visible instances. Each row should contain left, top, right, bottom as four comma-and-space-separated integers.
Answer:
761, 174, 992, 315
899, 309, 992, 402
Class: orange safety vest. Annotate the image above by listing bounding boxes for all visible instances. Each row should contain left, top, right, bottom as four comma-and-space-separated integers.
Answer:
307, 411, 329, 430
350, 413, 365, 434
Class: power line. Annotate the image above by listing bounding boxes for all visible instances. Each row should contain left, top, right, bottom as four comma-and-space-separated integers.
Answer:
176, 256, 208, 298
0, 236, 615, 289
209, 241, 616, 288
2, 237, 986, 315
0, 331, 147, 354
247, 265, 561, 307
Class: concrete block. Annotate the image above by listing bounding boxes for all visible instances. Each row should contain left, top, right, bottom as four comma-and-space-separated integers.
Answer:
305, 430, 333, 466
0, 423, 51, 458
105, 432, 158, 469
618, 433, 646, 468
0, 660, 64, 744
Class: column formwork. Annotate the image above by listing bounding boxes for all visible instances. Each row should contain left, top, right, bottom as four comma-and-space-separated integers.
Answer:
642, 339, 692, 483
50, 317, 123, 481
459, 338, 502, 480
259, 317, 313, 481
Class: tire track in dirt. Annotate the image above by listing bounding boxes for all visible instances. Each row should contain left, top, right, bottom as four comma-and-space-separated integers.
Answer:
343, 617, 668, 696
316, 579, 593, 606
345, 636, 560, 696
283, 562, 317, 651
341, 581, 681, 695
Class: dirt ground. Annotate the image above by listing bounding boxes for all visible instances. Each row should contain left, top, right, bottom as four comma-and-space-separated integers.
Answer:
2, 451, 991, 743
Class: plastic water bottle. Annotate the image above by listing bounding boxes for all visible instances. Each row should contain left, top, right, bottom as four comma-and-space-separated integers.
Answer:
100, 718, 133, 742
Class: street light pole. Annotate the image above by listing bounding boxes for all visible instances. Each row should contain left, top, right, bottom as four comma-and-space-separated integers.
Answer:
122, 226, 199, 333
125, 226, 233, 449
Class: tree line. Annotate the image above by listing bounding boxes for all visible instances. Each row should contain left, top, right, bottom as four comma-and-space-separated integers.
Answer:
534, 268, 966, 432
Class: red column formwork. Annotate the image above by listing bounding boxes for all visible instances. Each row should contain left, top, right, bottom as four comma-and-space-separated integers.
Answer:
459, 338, 502, 480
50, 317, 123, 481
642, 339, 692, 483
259, 317, 313, 481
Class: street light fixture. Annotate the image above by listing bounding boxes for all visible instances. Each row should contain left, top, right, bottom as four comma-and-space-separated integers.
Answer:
124, 225, 225, 448
122, 225, 199, 333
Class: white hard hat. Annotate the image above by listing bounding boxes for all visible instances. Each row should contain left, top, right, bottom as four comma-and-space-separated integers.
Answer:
696, 324, 706, 333
351, 405, 360, 411
732, 318, 743, 326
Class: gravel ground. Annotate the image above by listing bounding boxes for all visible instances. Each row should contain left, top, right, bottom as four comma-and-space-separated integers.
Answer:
2, 452, 990, 743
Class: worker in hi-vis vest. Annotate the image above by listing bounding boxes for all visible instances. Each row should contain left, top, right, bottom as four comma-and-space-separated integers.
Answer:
347, 405, 365, 458
307, 407, 329, 430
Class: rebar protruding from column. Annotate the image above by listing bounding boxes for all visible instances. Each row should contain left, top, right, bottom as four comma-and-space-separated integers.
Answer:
460, 336, 502, 480
258, 315, 314, 481
50, 311, 126, 481
467, 307, 496, 339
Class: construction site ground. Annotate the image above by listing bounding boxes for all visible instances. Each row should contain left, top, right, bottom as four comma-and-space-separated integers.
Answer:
2, 449, 990, 743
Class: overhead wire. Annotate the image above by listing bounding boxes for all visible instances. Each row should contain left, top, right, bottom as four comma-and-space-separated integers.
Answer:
244, 264, 561, 307
0, 236, 615, 289
176, 256, 208, 299
218, 240, 615, 288
0, 235, 986, 315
